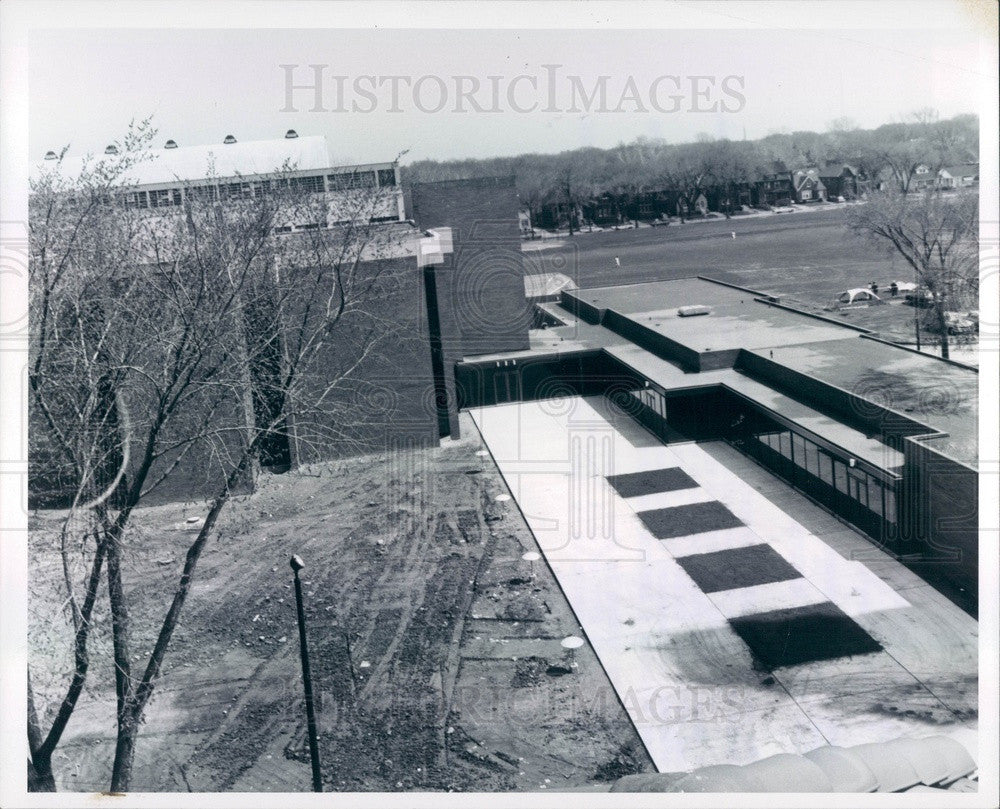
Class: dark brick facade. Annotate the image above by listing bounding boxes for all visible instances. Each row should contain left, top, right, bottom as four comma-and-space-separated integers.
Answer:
411, 177, 531, 437
286, 253, 440, 465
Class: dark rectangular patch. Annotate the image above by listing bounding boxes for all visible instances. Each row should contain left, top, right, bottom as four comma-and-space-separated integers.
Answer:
730, 601, 883, 670
636, 500, 744, 539
606, 467, 698, 498
675, 543, 801, 593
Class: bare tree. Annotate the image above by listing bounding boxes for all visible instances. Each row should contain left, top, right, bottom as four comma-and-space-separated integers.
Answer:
845, 189, 978, 359
663, 143, 710, 219
27, 121, 159, 790
553, 152, 592, 235
608, 138, 662, 227
28, 129, 412, 790
702, 139, 763, 217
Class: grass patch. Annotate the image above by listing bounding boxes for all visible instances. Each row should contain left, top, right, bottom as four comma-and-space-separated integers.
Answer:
636, 500, 743, 539
606, 467, 698, 498
729, 601, 882, 669
675, 543, 801, 593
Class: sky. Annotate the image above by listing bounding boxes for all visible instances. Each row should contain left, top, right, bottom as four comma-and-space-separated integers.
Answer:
29, 23, 985, 166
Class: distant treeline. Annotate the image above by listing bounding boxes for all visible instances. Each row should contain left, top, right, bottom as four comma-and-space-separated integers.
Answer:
401, 112, 978, 226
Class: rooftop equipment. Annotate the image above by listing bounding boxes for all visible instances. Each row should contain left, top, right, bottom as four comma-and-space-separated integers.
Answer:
678, 305, 711, 317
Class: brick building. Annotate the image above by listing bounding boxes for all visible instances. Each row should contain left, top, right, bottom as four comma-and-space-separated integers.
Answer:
455, 277, 979, 608
29, 136, 531, 504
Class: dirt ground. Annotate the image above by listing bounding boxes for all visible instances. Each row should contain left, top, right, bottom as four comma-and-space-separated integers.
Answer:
28, 412, 650, 793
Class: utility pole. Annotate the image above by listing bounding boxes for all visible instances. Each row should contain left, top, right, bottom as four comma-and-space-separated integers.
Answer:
290, 554, 323, 792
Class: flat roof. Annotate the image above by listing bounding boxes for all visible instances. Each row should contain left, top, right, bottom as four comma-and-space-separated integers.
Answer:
465, 276, 977, 468
471, 399, 976, 771
764, 338, 978, 467
565, 277, 859, 353
606, 345, 905, 470
564, 278, 977, 466
33, 136, 395, 189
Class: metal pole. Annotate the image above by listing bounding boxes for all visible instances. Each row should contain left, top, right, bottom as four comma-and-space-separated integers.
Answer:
290, 554, 323, 792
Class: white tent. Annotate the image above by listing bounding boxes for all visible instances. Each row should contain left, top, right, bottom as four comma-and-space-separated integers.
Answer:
837, 288, 881, 305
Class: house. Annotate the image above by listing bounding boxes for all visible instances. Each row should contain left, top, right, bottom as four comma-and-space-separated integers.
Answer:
752, 162, 794, 207
937, 164, 979, 189
582, 192, 622, 226
630, 190, 675, 222
705, 182, 753, 214
518, 207, 533, 237
909, 165, 937, 191
533, 200, 583, 231
819, 163, 863, 200
677, 192, 709, 217
791, 168, 827, 203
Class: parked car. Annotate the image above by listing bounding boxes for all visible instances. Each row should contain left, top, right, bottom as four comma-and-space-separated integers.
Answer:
905, 287, 934, 308
922, 311, 976, 335
944, 312, 977, 335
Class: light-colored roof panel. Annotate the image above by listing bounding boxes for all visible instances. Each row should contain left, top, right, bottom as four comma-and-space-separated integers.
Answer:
939, 164, 979, 177
33, 136, 337, 187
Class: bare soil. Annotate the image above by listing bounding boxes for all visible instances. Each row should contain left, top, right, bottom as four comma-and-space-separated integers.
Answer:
28, 413, 650, 792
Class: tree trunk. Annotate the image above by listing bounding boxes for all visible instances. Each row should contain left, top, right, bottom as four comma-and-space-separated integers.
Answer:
109, 713, 139, 792
28, 757, 56, 792
104, 525, 133, 720
27, 675, 56, 791
105, 452, 251, 791
934, 298, 951, 359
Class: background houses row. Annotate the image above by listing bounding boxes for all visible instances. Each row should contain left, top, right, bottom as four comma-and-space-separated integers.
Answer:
527, 160, 979, 231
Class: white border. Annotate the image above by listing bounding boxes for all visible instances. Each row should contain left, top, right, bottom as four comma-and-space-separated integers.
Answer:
2, 2, 997, 808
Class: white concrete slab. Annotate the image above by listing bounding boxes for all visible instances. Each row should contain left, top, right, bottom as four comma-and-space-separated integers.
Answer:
707, 577, 830, 620
469, 397, 977, 772
659, 526, 764, 558
621, 486, 716, 514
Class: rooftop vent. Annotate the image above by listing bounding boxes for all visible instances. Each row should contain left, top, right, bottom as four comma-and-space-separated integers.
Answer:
285, 129, 299, 139
223, 134, 237, 144
104, 144, 119, 155
677, 305, 711, 317
164, 139, 178, 149
44, 150, 57, 160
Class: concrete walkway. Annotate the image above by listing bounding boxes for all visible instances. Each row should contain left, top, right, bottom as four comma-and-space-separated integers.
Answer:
470, 396, 977, 773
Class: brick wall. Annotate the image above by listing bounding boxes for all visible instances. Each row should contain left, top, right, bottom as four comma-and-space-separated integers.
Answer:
285, 253, 440, 464
411, 176, 532, 436
411, 176, 531, 356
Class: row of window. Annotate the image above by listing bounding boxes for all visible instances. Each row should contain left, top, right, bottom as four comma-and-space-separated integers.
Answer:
756, 430, 896, 523
627, 386, 899, 528
123, 169, 398, 209
632, 387, 667, 420
272, 214, 402, 234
